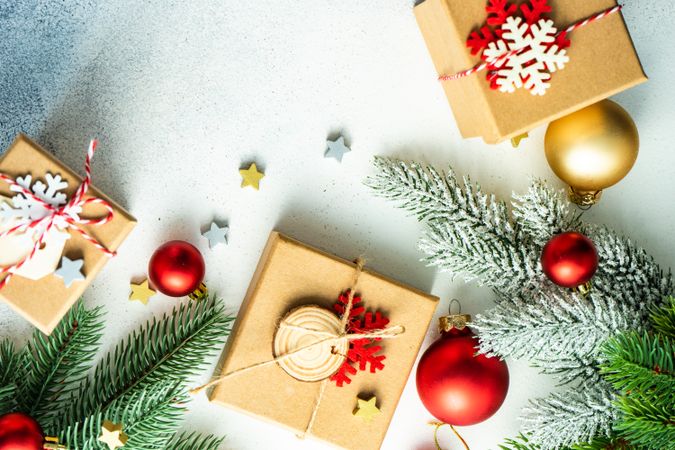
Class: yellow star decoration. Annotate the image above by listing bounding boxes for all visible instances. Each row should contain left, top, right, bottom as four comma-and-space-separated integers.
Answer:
129, 279, 156, 305
239, 163, 265, 190
98, 420, 128, 450
510, 132, 529, 148
353, 395, 381, 422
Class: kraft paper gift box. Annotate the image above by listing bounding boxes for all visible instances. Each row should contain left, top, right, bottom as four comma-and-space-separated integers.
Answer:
208, 232, 439, 450
414, 0, 647, 144
0, 135, 136, 334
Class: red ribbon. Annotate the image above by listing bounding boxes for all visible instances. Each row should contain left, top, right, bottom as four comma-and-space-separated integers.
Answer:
0, 140, 115, 290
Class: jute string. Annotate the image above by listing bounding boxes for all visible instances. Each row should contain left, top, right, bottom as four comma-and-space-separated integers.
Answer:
190, 258, 406, 438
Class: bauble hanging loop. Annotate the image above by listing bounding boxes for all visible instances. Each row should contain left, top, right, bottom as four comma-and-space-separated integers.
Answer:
544, 99, 639, 206
439, 299, 471, 332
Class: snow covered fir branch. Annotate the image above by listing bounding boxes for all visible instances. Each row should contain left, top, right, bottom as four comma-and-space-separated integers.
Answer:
366, 157, 672, 449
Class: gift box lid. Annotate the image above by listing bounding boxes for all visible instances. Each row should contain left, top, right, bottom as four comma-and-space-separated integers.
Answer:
414, 0, 647, 143
208, 232, 439, 450
0, 134, 136, 334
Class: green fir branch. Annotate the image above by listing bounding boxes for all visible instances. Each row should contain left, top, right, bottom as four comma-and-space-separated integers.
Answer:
168, 431, 225, 450
601, 332, 674, 397
652, 296, 675, 339
613, 395, 675, 450
60, 380, 188, 450
0, 340, 20, 414
17, 301, 104, 426
57, 295, 232, 439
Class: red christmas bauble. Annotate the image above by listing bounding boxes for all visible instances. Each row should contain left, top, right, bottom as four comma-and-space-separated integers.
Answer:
416, 319, 509, 426
0, 412, 44, 450
541, 232, 598, 288
148, 240, 205, 297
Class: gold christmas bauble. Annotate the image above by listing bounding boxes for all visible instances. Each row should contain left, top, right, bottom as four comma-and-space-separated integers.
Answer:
544, 100, 639, 206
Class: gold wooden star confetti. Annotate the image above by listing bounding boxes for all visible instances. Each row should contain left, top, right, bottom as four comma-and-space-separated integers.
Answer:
353, 395, 381, 422
239, 163, 264, 190
510, 132, 529, 148
98, 420, 128, 450
129, 279, 156, 305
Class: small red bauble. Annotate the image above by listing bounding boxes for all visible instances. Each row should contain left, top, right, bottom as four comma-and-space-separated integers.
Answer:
541, 232, 598, 288
148, 240, 205, 297
416, 315, 509, 426
0, 412, 44, 450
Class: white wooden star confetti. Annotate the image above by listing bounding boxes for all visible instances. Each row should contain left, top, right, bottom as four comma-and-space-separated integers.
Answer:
129, 279, 156, 305
202, 222, 228, 248
54, 256, 85, 288
239, 163, 264, 190
353, 395, 381, 422
98, 420, 128, 450
325, 136, 351, 162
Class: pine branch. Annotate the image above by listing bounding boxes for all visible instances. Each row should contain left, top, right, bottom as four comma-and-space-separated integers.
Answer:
0, 340, 20, 415
168, 431, 225, 450
57, 295, 232, 437
521, 380, 617, 449
367, 157, 538, 293
60, 380, 187, 450
601, 331, 674, 397
16, 301, 103, 426
613, 395, 675, 450
651, 296, 675, 339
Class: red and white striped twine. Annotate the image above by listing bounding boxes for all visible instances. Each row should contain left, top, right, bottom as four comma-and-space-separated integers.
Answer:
0, 139, 115, 290
438, 5, 622, 82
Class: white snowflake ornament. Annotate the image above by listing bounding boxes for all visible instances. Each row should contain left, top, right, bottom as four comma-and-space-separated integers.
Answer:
483, 16, 569, 96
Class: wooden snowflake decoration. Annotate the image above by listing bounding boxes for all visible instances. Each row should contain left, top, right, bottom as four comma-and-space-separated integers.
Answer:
330, 290, 389, 387
467, 0, 571, 95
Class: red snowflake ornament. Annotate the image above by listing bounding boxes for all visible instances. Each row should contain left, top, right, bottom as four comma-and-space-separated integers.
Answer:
330, 290, 390, 387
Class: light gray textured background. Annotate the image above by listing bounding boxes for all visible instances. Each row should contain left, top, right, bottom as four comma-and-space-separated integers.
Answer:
1, 1, 673, 448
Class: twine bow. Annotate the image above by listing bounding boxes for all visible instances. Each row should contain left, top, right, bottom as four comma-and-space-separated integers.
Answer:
0, 139, 115, 290
439, 5, 622, 82
190, 258, 406, 438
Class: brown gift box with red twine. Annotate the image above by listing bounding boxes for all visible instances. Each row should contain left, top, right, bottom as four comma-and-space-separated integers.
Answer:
414, 0, 647, 143
0, 135, 136, 334
203, 232, 439, 450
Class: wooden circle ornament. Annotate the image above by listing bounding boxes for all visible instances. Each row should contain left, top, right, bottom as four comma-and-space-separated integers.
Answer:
273, 305, 348, 382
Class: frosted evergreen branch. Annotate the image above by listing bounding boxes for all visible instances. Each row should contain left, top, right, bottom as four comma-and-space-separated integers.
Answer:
586, 225, 672, 331
17, 301, 104, 426
59, 295, 231, 429
512, 180, 581, 247
521, 380, 617, 449
368, 157, 538, 292
369, 157, 672, 448
169, 432, 226, 450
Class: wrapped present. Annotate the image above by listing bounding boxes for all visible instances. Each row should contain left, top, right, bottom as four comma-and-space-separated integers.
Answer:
204, 232, 439, 450
0, 135, 136, 334
414, 0, 646, 143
